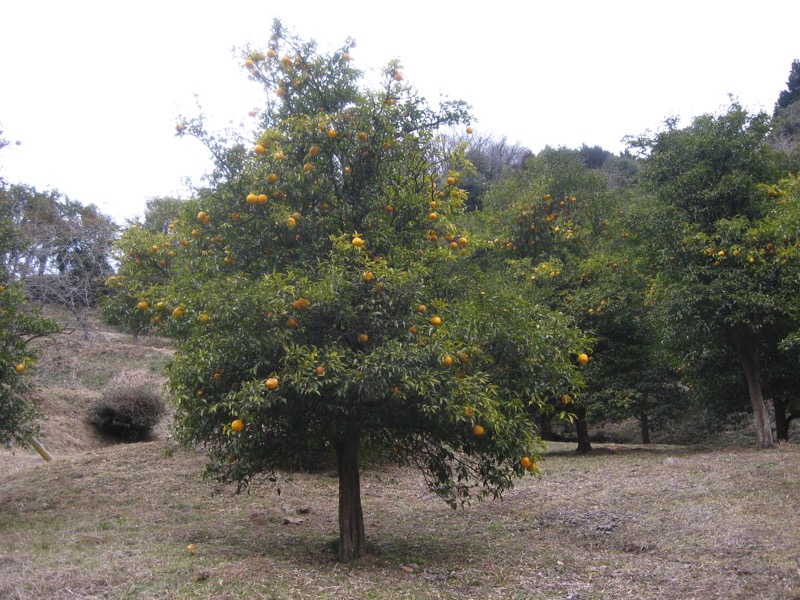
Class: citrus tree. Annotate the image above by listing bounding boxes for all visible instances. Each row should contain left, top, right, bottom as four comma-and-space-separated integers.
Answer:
1, 134, 62, 447
630, 104, 797, 448
105, 22, 588, 560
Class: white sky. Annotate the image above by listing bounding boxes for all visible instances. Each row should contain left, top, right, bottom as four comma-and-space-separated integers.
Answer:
1, 1, 798, 225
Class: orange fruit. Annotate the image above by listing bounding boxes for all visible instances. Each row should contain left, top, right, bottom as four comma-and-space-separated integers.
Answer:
303, 163, 314, 172
520, 456, 533, 469
442, 356, 453, 367
257, 194, 268, 204
561, 394, 573, 405
310, 145, 320, 156
418, 304, 427, 312
473, 424, 485, 436
466, 126, 473, 134
358, 132, 368, 142
428, 212, 439, 221
265, 377, 279, 390
254, 144, 266, 155
292, 298, 309, 310
15, 364, 26, 374
198, 313, 210, 323
362, 272, 374, 283
246, 193, 258, 204
577, 353, 589, 365
393, 71, 403, 81
231, 419, 244, 432
352, 236, 364, 247
359, 333, 369, 343
327, 129, 337, 139
286, 318, 298, 328
457, 237, 468, 247
267, 173, 279, 184
446, 177, 456, 186
137, 301, 149, 310
430, 316, 442, 327
315, 366, 325, 377
463, 405, 474, 418
172, 307, 184, 318
287, 217, 297, 228
175, 122, 185, 132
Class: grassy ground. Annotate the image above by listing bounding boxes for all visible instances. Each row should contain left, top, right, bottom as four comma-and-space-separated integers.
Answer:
1, 310, 799, 599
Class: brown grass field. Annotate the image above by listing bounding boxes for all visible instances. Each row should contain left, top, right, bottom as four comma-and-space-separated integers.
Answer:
1, 312, 799, 599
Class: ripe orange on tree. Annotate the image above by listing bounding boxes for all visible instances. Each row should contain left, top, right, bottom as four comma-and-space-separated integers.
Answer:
231, 419, 245, 432
577, 353, 589, 365
520, 456, 532, 469
15, 364, 26, 374
265, 377, 279, 390
359, 333, 369, 343
442, 356, 453, 367
473, 424, 485, 436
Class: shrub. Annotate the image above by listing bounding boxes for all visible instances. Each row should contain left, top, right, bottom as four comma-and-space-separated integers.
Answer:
89, 370, 166, 442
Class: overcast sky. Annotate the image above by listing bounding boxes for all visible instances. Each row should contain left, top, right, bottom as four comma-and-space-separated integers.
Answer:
1, 1, 798, 225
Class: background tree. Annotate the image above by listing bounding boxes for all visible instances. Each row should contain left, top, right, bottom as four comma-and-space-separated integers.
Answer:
105, 22, 588, 560
630, 103, 796, 448
774, 59, 800, 113
1, 184, 117, 333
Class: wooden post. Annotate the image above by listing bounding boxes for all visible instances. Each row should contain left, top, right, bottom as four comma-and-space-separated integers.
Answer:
30, 438, 53, 462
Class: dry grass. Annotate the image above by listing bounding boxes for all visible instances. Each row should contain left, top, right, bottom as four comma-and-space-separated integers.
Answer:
2, 309, 798, 599
1, 441, 798, 599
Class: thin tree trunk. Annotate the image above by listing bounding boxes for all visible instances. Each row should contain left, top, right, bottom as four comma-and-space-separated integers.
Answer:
773, 398, 794, 442
335, 433, 366, 561
539, 412, 555, 441
640, 412, 651, 445
731, 329, 773, 449
575, 405, 592, 454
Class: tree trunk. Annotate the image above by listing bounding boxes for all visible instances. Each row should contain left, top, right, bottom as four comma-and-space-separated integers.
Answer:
334, 433, 366, 561
639, 412, 651, 445
574, 406, 592, 454
539, 412, 555, 441
773, 398, 795, 442
731, 329, 773, 449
